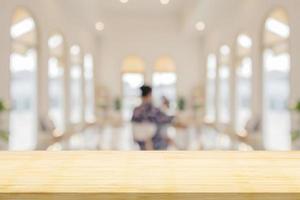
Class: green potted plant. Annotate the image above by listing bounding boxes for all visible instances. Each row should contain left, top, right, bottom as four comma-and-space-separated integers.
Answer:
0, 99, 6, 113
0, 99, 9, 143
291, 101, 300, 142
177, 97, 186, 112
114, 97, 122, 112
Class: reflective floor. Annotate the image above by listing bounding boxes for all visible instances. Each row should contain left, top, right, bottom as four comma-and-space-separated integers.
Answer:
47, 124, 253, 151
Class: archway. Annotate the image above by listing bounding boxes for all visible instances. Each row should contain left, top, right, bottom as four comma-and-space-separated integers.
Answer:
235, 34, 253, 136
152, 56, 177, 114
218, 45, 231, 124
263, 8, 291, 150
122, 56, 145, 121
205, 54, 217, 123
84, 54, 95, 123
69, 45, 83, 125
9, 8, 38, 150
48, 33, 65, 134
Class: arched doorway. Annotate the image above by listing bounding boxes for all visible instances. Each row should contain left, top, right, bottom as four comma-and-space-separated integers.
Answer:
69, 45, 83, 125
121, 56, 145, 121
205, 54, 217, 123
84, 54, 95, 123
48, 33, 65, 134
218, 45, 231, 125
235, 34, 253, 136
263, 8, 291, 150
9, 8, 38, 150
152, 56, 177, 114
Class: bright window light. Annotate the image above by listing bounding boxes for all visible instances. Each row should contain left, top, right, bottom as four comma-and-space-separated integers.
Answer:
84, 54, 95, 123
266, 18, 290, 38
160, 0, 170, 5
205, 54, 217, 122
220, 45, 231, 56
238, 34, 252, 49
11, 18, 35, 39
48, 35, 63, 49
122, 73, 144, 121
120, 0, 128, 3
123, 74, 144, 88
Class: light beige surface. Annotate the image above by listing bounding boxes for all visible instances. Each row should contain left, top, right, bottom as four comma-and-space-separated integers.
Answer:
0, 151, 300, 199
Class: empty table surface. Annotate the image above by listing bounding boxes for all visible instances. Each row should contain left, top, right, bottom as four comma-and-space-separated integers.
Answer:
0, 151, 300, 199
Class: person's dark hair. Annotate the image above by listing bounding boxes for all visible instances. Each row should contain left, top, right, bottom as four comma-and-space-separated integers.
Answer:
140, 85, 152, 97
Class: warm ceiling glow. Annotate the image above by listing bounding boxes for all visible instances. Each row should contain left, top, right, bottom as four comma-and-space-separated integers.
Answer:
70, 45, 81, 55
120, 0, 128, 3
160, 0, 170, 5
220, 45, 231, 55
95, 22, 105, 31
195, 21, 206, 31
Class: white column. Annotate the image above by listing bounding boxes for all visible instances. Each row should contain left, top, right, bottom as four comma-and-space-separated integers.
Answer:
81, 54, 86, 125
0, 6, 11, 103
250, 29, 264, 146
37, 28, 50, 121
0, 6, 11, 138
215, 53, 220, 127
64, 45, 71, 130
289, 13, 300, 106
229, 46, 236, 133
289, 11, 300, 139
36, 26, 50, 148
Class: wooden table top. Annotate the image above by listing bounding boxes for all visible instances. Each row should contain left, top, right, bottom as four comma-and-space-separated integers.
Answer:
0, 151, 300, 200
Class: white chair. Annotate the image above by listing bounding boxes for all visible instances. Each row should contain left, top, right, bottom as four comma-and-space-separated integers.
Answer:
132, 123, 156, 150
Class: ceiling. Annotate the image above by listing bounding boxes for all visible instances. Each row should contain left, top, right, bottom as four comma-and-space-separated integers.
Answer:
53, 0, 201, 34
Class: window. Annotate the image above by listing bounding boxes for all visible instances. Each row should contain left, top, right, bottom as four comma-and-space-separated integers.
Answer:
236, 57, 252, 133
9, 8, 37, 150
263, 9, 291, 150
48, 34, 65, 133
235, 34, 252, 134
205, 54, 217, 123
152, 56, 177, 114
84, 54, 95, 123
218, 45, 231, 124
70, 45, 83, 124
122, 73, 144, 121
122, 56, 145, 121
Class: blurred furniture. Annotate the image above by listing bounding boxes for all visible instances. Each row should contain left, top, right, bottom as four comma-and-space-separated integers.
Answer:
132, 123, 156, 150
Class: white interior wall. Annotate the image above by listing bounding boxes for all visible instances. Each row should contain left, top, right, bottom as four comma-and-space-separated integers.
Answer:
96, 16, 204, 101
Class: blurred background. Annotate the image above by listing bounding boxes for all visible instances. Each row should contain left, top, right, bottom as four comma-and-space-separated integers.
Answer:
0, 0, 300, 151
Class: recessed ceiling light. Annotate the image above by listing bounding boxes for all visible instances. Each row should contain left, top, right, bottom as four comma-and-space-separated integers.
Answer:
95, 22, 105, 31
195, 21, 206, 31
220, 45, 231, 55
120, 0, 128, 3
160, 0, 170, 5
70, 45, 81, 55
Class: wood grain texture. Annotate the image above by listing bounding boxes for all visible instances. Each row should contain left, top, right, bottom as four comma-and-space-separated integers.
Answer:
0, 151, 300, 200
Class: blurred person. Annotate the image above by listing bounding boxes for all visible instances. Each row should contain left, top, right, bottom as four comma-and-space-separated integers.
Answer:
132, 85, 176, 150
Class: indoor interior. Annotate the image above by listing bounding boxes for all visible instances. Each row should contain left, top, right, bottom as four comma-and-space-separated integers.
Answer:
1, 0, 300, 151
